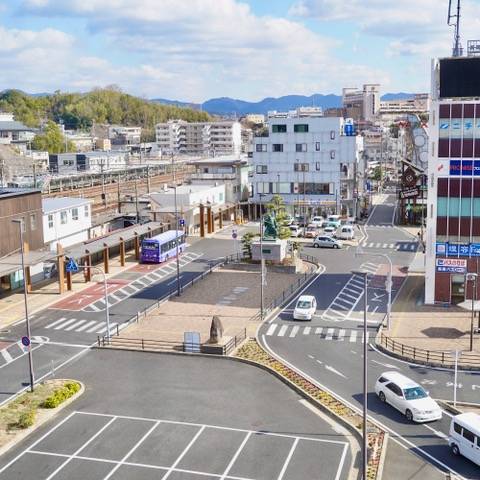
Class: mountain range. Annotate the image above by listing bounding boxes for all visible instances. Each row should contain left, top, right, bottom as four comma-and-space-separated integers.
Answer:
151, 92, 416, 116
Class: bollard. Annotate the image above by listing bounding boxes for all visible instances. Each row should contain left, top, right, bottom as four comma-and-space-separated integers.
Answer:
116, 324, 119, 336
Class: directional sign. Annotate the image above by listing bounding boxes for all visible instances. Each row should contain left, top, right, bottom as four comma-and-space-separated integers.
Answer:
65, 258, 79, 273
21, 336, 30, 347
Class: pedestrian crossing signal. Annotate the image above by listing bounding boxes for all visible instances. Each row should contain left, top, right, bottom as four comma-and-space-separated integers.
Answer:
65, 258, 79, 273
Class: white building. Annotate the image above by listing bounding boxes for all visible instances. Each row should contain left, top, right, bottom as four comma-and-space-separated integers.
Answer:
342, 84, 381, 122
0, 112, 35, 146
155, 120, 242, 156
251, 110, 361, 217
49, 151, 128, 174
42, 197, 92, 251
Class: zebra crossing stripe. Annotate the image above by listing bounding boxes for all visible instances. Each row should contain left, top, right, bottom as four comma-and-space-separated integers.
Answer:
290, 326, 299, 338
53, 318, 79, 330
278, 325, 288, 337
97, 323, 118, 334
303, 327, 311, 335
1, 348, 13, 363
350, 330, 357, 342
362, 332, 370, 343
338, 329, 345, 341
64, 320, 86, 331
45, 317, 67, 329
315, 327, 323, 335
266, 324, 277, 336
86, 322, 103, 333
325, 328, 334, 340
75, 320, 98, 332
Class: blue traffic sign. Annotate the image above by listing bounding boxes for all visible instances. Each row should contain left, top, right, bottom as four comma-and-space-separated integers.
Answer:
232, 231, 238, 239
65, 258, 79, 273
21, 336, 30, 347
179, 219, 185, 227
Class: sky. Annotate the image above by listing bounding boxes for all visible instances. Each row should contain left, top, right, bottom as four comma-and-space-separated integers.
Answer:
1, 0, 479, 102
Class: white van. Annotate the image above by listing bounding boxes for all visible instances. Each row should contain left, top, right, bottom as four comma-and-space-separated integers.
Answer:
327, 215, 341, 223
449, 412, 480, 466
336, 225, 355, 240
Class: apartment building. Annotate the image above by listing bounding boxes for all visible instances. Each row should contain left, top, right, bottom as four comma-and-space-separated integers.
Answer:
155, 120, 242, 156
342, 84, 381, 122
251, 110, 361, 217
49, 151, 128, 174
425, 55, 480, 304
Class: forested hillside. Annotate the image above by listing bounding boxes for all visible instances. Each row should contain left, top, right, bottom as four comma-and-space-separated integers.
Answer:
0, 88, 210, 138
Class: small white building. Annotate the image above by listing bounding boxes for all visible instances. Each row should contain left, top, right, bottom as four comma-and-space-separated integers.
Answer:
42, 197, 92, 251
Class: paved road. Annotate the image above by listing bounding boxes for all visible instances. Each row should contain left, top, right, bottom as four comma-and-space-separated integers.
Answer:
0, 349, 352, 480
0, 236, 235, 406
259, 194, 480, 480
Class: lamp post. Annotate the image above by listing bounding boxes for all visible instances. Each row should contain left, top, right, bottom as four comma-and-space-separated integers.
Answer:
259, 193, 266, 321
465, 273, 477, 351
12, 218, 35, 392
171, 152, 181, 297
352, 269, 368, 480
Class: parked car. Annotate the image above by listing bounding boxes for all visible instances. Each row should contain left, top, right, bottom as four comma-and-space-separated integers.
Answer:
43, 262, 57, 279
375, 372, 442, 423
283, 215, 294, 226
336, 225, 355, 240
449, 412, 480, 465
293, 295, 317, 320
327, 214, 341, 223
313, 235, 342, 249
310, 216, 325, 228
325, 220, 341, 229
289, 225, 303, 237
295, 215, 309, 227
304, 224, 319, 238
323, 226, 336, 236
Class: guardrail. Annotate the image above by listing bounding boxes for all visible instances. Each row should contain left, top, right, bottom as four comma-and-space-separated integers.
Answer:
379, 331, 480, 369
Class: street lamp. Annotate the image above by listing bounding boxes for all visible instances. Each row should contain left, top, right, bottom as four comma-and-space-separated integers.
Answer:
352, 269, 368, 480
465, 273, 477, 352
356, 247, 393, 330
259, 193, 267, 321
171, 152, 181, 297
12, 218, 35, 392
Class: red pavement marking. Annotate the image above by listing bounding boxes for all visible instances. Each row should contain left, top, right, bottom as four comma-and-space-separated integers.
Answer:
50, 280, 128, 311
369, 264, 407, 290
129, 258, 175, 273
0, 341, 13, 350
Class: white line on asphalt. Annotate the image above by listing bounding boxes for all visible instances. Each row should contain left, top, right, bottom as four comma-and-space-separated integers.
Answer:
277, 437, 299, 480
266, 324, 277, 336
45, 317, 67, 329
53, 318, 79, 330
75, 320, 98, 332
338, 329, 345, 341
1, 348, 13, 363
64, 320, 86, 331
303, 327, 311, 335
0, 343, 43, 370
316, 359, 323, 365
86, 322, 103, 333
315, 327, 323, 335
308, 354, 315, 359
96, 323, 118, 334
325, 328, 334, 340
335, 443, 350, 480
88, 304, 102, 312
278, 325, 288, 337
325, 365, 347, 379
289, 326, 299, 338
349, 330, 357, 342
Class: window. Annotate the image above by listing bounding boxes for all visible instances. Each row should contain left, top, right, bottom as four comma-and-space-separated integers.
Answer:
30, 214, 36, 231
71, 208, 79, 221
60, 211, 68, 225
296, 143, 307, 152
84, 205, 89, 217
256, 165, 268, 174
453, 423, 462, 434
330, 130, 336, 140
297, 183, 330, 195
294, 124, 309, 133
256, 144, 267, 152
272, 144, 283, 152
294, 163, 309, 172
385, 382, 402, 396
316, 162, 321, 171
315, 142, 321, 151
219, 193, 224, 202
48, 214, 54, 229
272, 124, 287, 133
257, 182, 271, 194
462, 428, 476, 443
20, 217, 26, 233
378, 377, 389, 384
330, 150, 336, 159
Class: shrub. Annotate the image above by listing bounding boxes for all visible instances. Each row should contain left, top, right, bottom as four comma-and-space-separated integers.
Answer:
41, 382, 80, 409
17, 410, 36, 429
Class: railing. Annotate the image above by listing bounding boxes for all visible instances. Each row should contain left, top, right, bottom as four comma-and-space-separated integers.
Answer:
379, 332, 480, 368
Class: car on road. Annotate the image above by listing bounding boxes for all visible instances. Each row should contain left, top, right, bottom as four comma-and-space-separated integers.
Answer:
310, 216, 325, 228
336, 225, 355, 240
289, 225, 303, 237
448, 412, 480, 466
304, 224, 319, 238
313, 235, 342, 249
375, 372, 442, 423
323, 226, 336, 236
293, 295, 317, 320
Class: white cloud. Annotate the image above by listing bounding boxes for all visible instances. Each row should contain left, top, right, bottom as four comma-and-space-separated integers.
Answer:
16, 0, 392, 100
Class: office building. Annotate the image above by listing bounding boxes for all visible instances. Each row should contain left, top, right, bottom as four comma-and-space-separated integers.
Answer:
342, 84, 381, 122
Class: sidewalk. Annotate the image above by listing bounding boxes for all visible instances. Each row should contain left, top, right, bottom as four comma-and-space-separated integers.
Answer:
0, 253, 141, 329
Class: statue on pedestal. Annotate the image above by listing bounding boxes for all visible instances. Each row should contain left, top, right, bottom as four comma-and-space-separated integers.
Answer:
263, 214, 278, 240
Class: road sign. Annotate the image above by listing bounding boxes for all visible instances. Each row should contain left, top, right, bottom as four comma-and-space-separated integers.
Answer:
232, 230, 238, 239
399, 187, 419, 199
21, 336, 30, 347
65, 258, 79, 273
179, 219, 185, 227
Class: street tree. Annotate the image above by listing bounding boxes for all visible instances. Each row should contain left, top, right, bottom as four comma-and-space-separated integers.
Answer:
241, 232, 255, 259
31, 121, 74, 154
266, 194, 291, 239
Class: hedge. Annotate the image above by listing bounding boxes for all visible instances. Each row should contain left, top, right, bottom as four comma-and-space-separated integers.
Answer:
17, 410, 36, 429
41, 382, 80, 409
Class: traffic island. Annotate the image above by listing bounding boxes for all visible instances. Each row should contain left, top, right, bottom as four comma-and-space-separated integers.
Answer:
0, 379, 84, 457
234, 339, 387, 480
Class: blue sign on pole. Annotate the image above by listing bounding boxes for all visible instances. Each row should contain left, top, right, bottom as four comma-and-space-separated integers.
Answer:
65, 258, 79, 273
178, 219, 185, 227
21, 336, 30, 347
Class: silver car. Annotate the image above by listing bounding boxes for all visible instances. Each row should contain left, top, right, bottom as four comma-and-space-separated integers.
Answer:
313, 235, 342, 249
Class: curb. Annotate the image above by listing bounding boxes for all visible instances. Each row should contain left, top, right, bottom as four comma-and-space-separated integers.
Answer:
0, 379, 85, 458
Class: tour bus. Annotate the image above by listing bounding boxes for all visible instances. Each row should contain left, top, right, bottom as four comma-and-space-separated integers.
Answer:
140, 230, 187, 264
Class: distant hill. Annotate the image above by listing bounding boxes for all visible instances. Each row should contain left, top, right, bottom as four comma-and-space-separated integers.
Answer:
151, 98, 201, 110
153, 92, 418, 116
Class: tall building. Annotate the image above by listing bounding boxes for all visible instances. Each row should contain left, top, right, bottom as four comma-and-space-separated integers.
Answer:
342, 84, 381, 122
155, 120, 242, 156
425, 55, 480, 304
251, 109, 361, 217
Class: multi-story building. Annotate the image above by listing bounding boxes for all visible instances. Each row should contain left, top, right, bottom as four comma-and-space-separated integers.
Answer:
49, 151, 128, 174
155, 120, 242, 156
251, 110, 361, 217
342, 84, 381, 122
425, 55, 480, 304
0, 113, 34, 146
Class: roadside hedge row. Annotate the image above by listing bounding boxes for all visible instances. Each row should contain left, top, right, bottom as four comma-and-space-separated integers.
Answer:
41, 382, 80, 409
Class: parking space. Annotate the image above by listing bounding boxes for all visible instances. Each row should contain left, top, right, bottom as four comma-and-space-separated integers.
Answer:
1, 411, 348, 480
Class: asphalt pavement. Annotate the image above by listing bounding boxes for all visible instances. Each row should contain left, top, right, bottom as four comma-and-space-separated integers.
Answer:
0, 349, 352, 480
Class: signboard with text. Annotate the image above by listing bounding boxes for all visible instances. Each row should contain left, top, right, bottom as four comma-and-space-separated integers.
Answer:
449, 159, 480, 176
436, 258, 467, 273
399, 188, 419, 199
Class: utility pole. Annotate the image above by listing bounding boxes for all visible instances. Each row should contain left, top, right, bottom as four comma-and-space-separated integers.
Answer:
259, 193, 266, 321
33, 163, 37, 189
172, 152, 181, 297
134, 175, 139, 224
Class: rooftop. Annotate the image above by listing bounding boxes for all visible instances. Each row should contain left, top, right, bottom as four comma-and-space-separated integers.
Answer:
42, 197, 91, 213
0, 188, 41, 199
152, 184, 223, 195
0, 120, 33, 132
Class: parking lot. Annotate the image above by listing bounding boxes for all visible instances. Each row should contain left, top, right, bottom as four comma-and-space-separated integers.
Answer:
0, 349, 352, 480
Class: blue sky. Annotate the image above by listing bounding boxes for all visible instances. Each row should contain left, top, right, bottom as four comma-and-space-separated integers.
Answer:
1, 0, 479, 101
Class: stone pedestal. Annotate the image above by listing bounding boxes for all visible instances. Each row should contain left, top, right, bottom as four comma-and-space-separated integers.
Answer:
251, 239, 287, 263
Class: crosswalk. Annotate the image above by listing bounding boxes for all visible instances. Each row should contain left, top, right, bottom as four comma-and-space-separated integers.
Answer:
360, 241, 418, 251
365, 224, 394, 228
44, 317, 119, 335
83, 252, 202, 312
0, 336, 46, 367
265, 324, 370, 343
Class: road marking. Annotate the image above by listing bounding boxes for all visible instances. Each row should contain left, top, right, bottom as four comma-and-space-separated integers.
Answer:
278, 325, 288, 337
96, 323, 118, 334
325, 365, 347, 379
45, 317, 67, 329
86, 322, 103, 333
338, 329, 345, 341
362, 332, 370, 343
325, 328, 334, 340
266, 324, 277, 336
64, 320, 86, 331
1, 348, 13, 363
371, 359, 400, 370
289, 326, 299, 338
316, 359, 323, 365
53, 318, 79, 330
303, 327, 311, 335
315, 327, 323, 335
277, 437, 299, 480
349, 330, 357, 342
74, 320, 98, 332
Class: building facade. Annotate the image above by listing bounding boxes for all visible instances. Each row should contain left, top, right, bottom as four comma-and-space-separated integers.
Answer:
425, 55, 480, 304
342, 84, 381, 122
0, 113, 34, 146
155, 120, 242, 156
49, 151, 128, 174
251, 110, 360, 217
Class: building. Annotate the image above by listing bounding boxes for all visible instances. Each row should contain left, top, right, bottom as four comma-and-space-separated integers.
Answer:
42, 198, 92, 251
65, 131, 95, 152
425, 55, 480, 304
244, 114, 265, 125
379, 94, 429, 116
251, 109, 361, 218
342, 84, 381, 122
155, 120, 242, 156
95, 138, 112, 151
0, 113, 34, 146
188, 154, 251, 203
49, 151, 128, 174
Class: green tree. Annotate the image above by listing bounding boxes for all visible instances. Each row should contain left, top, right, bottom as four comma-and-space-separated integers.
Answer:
266, 194, 291, 239
371, 166, 382, 181
241, 232, 255, 260
31, 121, 74, 153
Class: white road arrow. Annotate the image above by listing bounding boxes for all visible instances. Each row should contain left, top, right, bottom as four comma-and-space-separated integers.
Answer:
325, 365, 347, 379
372, 292, 386, 302
371, 359, 400, 370
472, 385, 480, 390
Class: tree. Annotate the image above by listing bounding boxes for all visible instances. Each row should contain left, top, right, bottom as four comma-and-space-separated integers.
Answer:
371, 166, 382, 181
31, 121, 74, 153
241, 232, 255, 260
266, 194, 291, 239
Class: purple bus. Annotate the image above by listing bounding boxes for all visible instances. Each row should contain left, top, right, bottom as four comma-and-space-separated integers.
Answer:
140, 230, 186, 264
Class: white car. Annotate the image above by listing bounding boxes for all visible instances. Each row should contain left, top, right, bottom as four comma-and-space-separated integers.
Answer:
289, 225, 303, 237
310, 216, 325, 228
375, 372, 442, 423
323, 226, 336, 236
449, 412, 480, 466
293, 295, 317, 321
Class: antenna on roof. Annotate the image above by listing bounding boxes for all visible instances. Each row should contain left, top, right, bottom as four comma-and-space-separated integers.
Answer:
448, 0, 463, 57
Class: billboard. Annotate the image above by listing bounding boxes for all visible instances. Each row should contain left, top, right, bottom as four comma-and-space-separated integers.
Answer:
435, 258, 467, 273
440, 57, 480, 98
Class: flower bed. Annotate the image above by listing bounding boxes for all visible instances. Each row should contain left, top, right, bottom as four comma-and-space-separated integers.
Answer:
235, 339, 385, 479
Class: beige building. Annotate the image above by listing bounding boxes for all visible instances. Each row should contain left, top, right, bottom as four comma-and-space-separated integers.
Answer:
342, 84, 381, 122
